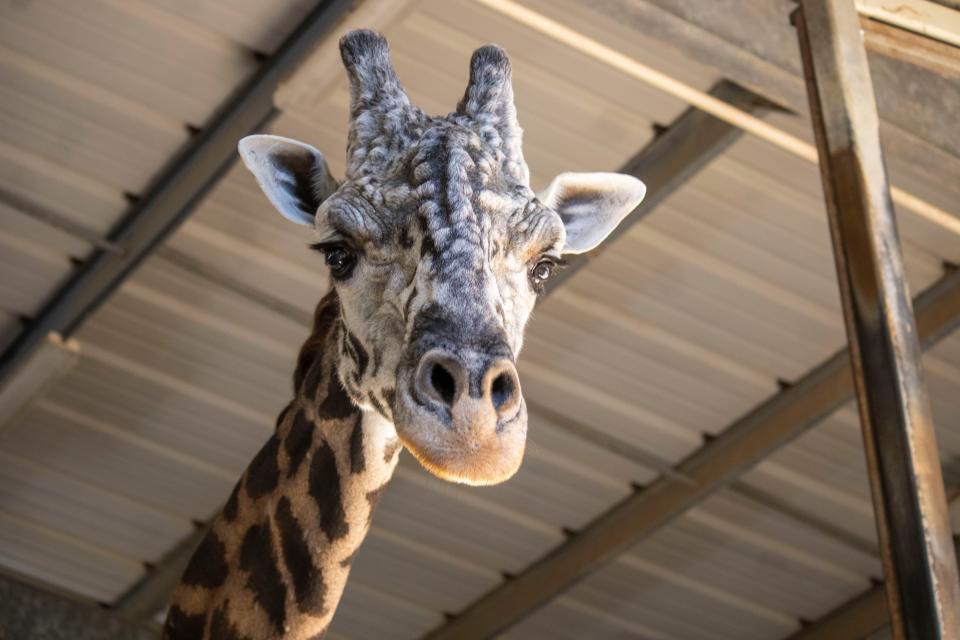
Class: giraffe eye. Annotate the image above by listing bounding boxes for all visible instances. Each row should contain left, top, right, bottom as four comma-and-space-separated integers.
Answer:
315, 244, 357, 280
529, 258, 558, 290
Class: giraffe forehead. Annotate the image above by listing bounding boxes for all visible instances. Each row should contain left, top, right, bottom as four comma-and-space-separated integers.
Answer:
332, 120, 562, 258
406, 127, 546, 247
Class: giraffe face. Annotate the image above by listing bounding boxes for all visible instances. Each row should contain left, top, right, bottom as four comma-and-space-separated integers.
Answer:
239, 31, 645, 485
323, 125, 563, 486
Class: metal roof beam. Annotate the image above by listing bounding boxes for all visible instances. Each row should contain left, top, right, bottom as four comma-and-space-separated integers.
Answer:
422, 267, 960, 639
0, 0, 356, 383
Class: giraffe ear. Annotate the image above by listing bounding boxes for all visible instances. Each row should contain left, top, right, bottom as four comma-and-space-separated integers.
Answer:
539, 172, 646, 255
238, 135, 339, 226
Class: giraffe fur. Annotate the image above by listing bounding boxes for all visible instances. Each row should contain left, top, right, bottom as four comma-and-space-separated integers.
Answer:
165, 293, 399, 640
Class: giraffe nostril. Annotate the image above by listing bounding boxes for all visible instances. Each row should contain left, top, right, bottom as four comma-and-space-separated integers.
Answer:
490, 371, 514, 410
485, 360, 521, 419
414, 351, 467, 411
413, 350, 520, 423
430, 363, 457, 407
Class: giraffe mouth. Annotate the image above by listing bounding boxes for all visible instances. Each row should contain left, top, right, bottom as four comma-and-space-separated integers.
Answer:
393, 360, 528, 486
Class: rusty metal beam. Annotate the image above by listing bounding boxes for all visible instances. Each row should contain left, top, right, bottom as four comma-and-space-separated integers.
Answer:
421, 267, 960, 640
794, 1, 960, 638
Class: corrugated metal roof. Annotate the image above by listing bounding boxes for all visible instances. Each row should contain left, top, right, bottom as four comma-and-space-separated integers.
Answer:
0, 0, 957, 637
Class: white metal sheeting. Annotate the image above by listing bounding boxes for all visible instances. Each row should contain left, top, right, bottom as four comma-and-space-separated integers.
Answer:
0, 0, 958, 638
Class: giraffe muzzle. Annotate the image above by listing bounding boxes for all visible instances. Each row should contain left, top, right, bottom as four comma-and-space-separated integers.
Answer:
394, 348, 527, 486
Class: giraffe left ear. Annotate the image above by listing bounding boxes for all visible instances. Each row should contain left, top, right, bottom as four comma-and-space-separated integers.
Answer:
238, 135, 339, 226
539, 172, 646, 255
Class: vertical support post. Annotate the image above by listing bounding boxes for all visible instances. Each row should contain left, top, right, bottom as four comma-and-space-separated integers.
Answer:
794, 2, 960, 638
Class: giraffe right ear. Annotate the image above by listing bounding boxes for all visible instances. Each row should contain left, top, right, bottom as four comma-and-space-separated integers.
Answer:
238, 135, 339, 226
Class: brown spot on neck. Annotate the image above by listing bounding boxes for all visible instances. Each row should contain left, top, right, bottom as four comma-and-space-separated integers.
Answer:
295, 291, 341, 395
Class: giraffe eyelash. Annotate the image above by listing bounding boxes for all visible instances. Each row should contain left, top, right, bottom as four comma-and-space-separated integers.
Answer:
533, 255, 567, 270
309, 241, 342, 254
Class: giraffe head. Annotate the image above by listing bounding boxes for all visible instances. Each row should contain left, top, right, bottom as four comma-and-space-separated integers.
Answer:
239, 30, 645, 486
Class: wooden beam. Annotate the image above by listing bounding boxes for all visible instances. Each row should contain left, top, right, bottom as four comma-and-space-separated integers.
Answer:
421, 268, 960, 640
795, 1, 960, 636
857, 0, 960, 48
861, 16, 960, 77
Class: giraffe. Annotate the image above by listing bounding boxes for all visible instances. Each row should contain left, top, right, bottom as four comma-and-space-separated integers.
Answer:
162, 29, 645, 639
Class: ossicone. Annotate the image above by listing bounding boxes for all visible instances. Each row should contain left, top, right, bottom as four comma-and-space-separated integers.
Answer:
457, 44, 514, 120
339, 29, 411, 119
457, 43, 526, 181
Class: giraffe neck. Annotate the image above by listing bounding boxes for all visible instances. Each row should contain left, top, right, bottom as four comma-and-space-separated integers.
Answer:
164, 292, 401, 640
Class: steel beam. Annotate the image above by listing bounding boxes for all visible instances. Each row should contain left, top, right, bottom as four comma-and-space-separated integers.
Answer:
422, 266, 960, 640
795, 2, 960, 638
545, 79, 772, 293
0, 0, 356, 384
0, 573, 158, 640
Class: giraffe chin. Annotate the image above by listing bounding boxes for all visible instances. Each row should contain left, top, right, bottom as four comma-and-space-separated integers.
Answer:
393, 389, 528, 486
